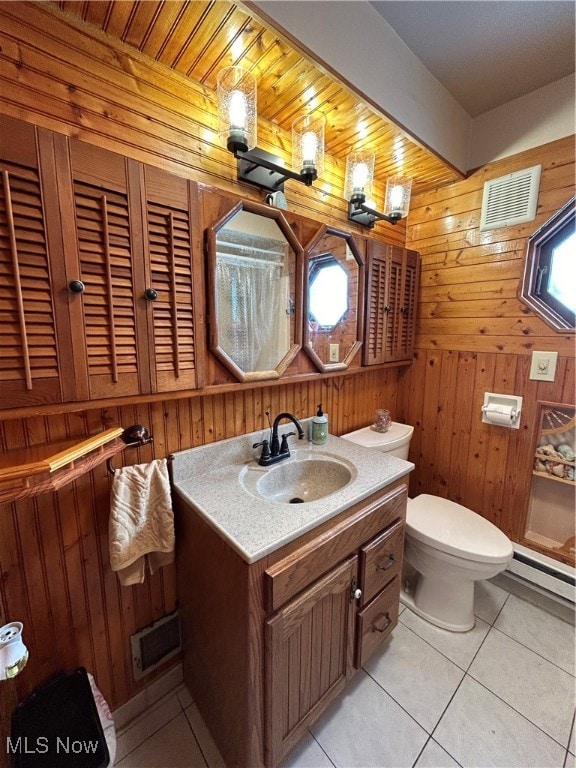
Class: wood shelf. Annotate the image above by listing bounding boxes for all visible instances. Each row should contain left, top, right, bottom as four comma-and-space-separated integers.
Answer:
532, 470, 575, 486
0, 427, 124, 504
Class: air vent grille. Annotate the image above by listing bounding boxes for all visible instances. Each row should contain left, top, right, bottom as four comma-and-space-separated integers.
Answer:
130, 612, 181, 681
479, 165, 541, 232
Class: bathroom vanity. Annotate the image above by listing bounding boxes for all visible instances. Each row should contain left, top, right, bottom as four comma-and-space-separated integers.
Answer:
172, 431, 413, 767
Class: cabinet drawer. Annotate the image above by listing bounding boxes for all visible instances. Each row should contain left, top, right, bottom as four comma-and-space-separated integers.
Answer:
264, 484, 406, 613
359, 519, 404, 605
355, 576, 400, 667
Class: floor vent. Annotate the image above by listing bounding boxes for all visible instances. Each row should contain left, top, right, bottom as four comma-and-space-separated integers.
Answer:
130, 612, 181, 681
479, 165, 541, 232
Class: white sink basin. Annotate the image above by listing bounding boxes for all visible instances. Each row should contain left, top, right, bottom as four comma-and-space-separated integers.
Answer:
240, 454, 354, 504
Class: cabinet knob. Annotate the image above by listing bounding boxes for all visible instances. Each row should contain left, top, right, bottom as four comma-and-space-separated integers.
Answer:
68, 280, 85, 294
384, 305, 391, 313
144, 288, 158, 301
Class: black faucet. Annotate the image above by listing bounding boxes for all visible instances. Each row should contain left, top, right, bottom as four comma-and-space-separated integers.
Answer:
253, 412, 305, 466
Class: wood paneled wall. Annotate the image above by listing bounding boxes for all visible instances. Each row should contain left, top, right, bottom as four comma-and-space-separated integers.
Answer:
399, 136, 575, 547
0, 0, 406, 248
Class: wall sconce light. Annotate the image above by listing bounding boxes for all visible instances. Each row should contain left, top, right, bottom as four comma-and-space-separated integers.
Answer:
345, 151, 412, 227
0, 622, 28, 681
217, 66, 325, 192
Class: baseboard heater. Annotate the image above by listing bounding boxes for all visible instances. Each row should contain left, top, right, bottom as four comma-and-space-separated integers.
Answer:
507, 544, 575, 604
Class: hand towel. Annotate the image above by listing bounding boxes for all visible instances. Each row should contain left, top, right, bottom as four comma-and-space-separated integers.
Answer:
109, 459, 175, 586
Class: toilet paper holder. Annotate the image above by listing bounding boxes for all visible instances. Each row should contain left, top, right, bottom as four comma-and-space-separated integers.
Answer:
481, 392, 523, 429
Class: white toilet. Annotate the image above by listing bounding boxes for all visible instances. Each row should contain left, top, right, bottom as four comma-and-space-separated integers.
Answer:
342, 422, 513, 632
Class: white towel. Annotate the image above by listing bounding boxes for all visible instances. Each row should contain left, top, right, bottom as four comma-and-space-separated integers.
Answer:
109, 459, 175, 586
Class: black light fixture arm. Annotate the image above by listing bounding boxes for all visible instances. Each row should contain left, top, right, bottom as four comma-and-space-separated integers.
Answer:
233, 146, 317, 189
348, 193, 402, 227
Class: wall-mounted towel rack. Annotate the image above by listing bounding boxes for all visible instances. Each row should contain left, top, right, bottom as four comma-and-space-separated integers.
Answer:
106, 425, 154, 476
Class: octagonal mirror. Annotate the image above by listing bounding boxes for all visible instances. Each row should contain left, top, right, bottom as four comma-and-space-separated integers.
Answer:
304, 225, 365, 372
207, 200, 304, 382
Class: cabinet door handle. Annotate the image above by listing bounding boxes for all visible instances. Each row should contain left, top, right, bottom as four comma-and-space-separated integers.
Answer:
144, 288, 158, 301
371, 612, 392, 633
376, 555, 395, 571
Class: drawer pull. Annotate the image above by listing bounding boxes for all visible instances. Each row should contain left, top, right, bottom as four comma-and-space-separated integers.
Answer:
376, 555, 396, 571
371, 612, 392, 634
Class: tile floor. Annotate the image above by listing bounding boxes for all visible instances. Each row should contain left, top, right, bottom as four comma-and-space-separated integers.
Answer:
114, 577, 575, 768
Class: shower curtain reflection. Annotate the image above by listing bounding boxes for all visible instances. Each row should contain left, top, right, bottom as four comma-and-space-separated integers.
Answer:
216, 254, 290, 373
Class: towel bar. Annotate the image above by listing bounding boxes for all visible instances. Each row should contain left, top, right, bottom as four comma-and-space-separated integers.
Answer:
106, 425, 154, 475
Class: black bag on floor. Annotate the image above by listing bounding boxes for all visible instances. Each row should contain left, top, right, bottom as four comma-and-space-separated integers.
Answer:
9, 667, 110, 767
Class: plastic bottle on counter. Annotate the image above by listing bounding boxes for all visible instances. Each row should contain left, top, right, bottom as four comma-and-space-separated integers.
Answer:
311, 403, 328, 445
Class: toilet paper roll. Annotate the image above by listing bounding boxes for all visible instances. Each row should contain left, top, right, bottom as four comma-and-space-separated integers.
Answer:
483, 404, 515, 426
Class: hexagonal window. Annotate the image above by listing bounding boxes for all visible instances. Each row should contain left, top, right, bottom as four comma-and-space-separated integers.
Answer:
521, 197, 575, 332
309, 257, 348, 329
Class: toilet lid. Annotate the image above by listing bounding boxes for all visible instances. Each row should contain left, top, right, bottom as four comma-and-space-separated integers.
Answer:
406, 494, 513, 564
341, 422, 414, 452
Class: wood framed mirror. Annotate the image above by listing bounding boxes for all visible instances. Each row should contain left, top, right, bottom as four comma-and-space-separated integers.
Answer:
304, 225, 365, 372
207, 200, 304, 382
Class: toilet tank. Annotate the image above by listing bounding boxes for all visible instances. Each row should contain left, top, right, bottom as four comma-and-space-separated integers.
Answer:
341, 422, 414, 460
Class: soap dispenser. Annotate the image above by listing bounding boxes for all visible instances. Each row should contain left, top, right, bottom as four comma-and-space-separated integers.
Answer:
312, 403, 328, 445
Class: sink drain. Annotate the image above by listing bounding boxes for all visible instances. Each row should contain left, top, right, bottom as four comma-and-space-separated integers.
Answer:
289, 497, 305, 504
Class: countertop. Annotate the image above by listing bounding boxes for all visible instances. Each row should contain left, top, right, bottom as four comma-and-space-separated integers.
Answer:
171, 427, 414, 564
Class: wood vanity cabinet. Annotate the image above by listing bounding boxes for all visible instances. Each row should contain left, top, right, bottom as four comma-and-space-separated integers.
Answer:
175, 480, 407, 768
364, 241, 420, 365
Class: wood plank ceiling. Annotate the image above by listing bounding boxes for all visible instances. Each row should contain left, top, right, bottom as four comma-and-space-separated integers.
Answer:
52, 0, 464, 198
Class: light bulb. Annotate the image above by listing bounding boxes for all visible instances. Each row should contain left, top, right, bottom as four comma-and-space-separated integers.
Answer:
352, 163, 369, 193
388, 183, 404, 213
229, 90, 247, 130
301, 130, 318, 167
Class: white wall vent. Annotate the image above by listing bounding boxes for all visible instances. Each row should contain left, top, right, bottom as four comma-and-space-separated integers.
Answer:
479, 165, 541, 232
130, 611, 181, 681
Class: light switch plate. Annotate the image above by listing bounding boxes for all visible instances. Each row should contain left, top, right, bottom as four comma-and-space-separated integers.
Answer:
529, 351, 558, 381
329, 343, 340, 362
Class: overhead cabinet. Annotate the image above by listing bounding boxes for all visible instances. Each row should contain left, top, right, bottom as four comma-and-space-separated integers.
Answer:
63, 142, 201, 399
0, 116, 74, 409
364, 241, 420, 365
0, 116, 201, 409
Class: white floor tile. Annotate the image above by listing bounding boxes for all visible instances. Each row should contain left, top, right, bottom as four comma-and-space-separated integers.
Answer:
281, 732, 335, 767
415, 738, 461, 767
475, 579, 509, 624
469, 627, 575, 746
115, 692, 183, 763
468, 629, 575, 747
570, 715, 576, 754
310, 670, 428, 768
184, 703, 226, 768
434, 676, 566, 767
494, 594, 576, 676
364, 622, 464, 732
115, 713, 206, 767
400, 606, 490, 670
565, 751, 576, 768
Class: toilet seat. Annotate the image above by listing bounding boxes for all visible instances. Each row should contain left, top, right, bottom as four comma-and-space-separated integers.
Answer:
407, 494, 513, 564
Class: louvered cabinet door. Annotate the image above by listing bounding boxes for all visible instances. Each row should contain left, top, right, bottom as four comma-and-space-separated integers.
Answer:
363, 241, 392, 365
143, 166, 198, 392
395, 249, 420, 362
69, 142, 150, 399
0, 117, 64, 409
265, 557, 357, 766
